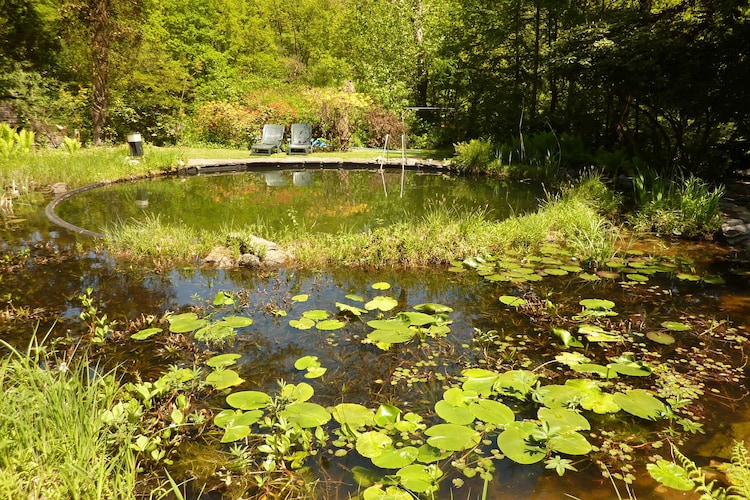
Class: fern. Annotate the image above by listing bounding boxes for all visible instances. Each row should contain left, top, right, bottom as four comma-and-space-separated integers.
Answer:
725, 442, 750, 499
665, 442, 750, 500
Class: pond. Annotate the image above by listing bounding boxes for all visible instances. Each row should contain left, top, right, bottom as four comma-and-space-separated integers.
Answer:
2, 172, 750, 500
53, 167, 545, 236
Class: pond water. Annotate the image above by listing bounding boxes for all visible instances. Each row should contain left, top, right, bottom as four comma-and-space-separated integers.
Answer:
54, 168, 545, 235
3, 174, 750, 499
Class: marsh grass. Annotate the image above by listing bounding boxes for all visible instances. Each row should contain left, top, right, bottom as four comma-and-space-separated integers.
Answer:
0, 145, 182, 191
102, 178, 616, 269
0, 338, 137, 499
103, 214, 218, 261
630, 170, 724, 237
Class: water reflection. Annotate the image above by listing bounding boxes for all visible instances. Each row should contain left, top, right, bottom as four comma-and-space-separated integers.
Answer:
4, 201, 750, 498
54, 168, 545, 235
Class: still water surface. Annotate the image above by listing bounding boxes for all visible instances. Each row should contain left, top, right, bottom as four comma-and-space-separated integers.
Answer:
2, 170, 750, 499
55, 168, 545, 235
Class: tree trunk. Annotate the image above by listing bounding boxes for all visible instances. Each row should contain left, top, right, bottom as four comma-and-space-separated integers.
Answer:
91, 0, 109, 145
530, 2, 541, 119
413, 0, 428, 107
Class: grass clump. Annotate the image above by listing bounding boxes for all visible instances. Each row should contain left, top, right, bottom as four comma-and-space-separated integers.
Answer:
286, 175, 617, 268
0, 339, 138, 499
453, 139, 500, 174
103, 214, 218, 262
629, 168, 724, 238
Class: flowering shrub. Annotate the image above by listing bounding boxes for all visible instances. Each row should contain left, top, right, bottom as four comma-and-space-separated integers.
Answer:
194, 102, 260, 147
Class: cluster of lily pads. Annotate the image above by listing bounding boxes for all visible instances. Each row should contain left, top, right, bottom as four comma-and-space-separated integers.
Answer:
125, 259, 749, 498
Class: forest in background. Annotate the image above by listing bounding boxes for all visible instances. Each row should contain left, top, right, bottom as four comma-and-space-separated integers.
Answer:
1, 0, 749, 178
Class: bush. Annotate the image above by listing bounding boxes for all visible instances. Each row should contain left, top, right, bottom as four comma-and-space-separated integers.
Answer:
192, 101, 265, 148
453, 139, 498, 174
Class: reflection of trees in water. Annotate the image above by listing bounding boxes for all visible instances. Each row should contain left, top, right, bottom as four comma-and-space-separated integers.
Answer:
56, 169, 544, 235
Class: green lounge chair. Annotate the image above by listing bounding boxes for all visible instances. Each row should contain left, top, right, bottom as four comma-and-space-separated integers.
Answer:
288, 123, 312, 155
251, 124, 285, 155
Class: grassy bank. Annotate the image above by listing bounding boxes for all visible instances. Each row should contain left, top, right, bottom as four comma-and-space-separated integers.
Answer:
0, 145, 182, 191
102, 174, 618, 268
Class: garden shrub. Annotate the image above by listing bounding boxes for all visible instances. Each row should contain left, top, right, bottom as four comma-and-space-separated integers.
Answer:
453, 138, 498, 174
361, 107, 407, 148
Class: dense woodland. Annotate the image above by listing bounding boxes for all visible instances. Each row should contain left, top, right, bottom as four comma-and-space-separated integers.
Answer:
1, 0, 749, 177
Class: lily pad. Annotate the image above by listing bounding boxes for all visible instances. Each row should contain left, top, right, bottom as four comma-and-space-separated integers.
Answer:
596, 271, 621, 279
676, 273, 701, 281
217, 316, 253, 328
289, 317, 316, 330
336, 302, 368, 316
332, 403, 375, 428
647, 460, 694, 490
294, 355, 321, 370
399, 311, 437, 326
362, 486, 412, 500
626, 273, 649, 282
468, 399, 515, 425
280, 382, 315, 403
365, 296, 399, 312
371, 282, 391, 290
499, 295, 527, 307
168, 312, 207, 333
226, 390, 272, 410
367, 329, 415, 345
371, 446, 418, 469
397, 464, 441, 493
613, 389, 666, 420
413, 303, 453, 314
551, 327, 583, 348
434, 400, 474, 425
304, 366, 327, 378
292, 294, 309, 302
356, 431, 393, 458
579, 298, 615, 310
205, 369, 245, 390
206, 353, 242, 368
548, 431, 592, 455
425, 424, 480, 451
647, 331, 676, 345
497, 422, 546, 464
131, 327, 162, 340
302, 309, 330, 321
316, 319, 346, 331
661, 321, 691, 332
281, 401, 332, 428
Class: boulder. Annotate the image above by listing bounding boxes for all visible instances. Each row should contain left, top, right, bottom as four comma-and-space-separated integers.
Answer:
203, 246, 235, 269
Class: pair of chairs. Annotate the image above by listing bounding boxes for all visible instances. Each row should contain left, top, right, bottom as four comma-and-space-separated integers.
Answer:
250, 124, 312, 155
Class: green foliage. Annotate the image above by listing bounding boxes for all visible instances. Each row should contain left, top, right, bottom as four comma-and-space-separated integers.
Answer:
453, 139, 499, 174
63, 135, 82, 154
629, 167, 724, 238
0, 339, 137, 499
650, 442, 750, 499
78, 287, 116, 344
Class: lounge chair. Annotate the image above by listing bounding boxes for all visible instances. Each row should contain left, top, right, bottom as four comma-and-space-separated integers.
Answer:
250, 124, 285, 155
287, 123, 312, 155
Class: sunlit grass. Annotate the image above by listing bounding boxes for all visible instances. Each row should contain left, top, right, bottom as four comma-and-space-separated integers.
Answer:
103, 214, 218, 262
0, 146, 182, 190
101, 178, 616, 269
0, 338, 137, 499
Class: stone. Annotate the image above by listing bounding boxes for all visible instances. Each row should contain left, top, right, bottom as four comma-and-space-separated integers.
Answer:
238, 253, 262, 268
50, 182, 69, 195
203, 246, 235, 269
